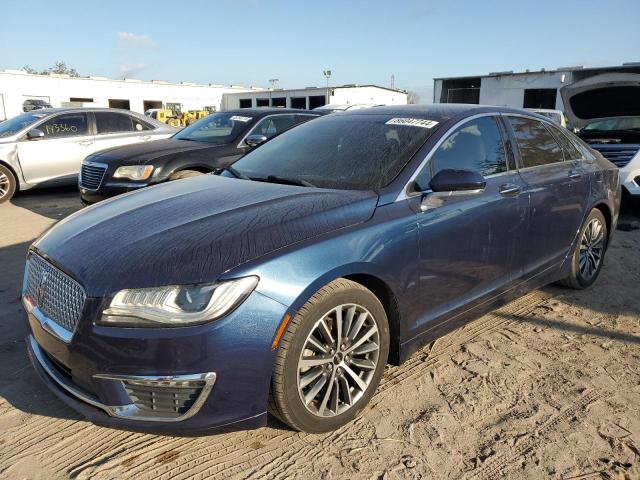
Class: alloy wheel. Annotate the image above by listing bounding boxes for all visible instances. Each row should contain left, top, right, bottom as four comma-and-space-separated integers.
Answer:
296, 303, 380, 417
0, 172, 9, 199
579, 218, 604, 281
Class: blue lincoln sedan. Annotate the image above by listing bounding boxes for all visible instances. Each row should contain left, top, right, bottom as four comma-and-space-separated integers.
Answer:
23, 105, 620, 434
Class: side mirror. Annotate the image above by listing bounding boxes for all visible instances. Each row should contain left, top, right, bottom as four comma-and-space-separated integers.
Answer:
26, 129, 45, 140
244, 134, 267, 148
429, 169, 486, 192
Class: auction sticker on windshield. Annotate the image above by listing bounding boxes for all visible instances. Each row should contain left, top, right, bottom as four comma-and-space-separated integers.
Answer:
386, 118, 439, 129
230, 115, 253, 122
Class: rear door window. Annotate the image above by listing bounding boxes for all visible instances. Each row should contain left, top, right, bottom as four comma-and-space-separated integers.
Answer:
507, 116, 564, 168
548, 125, 583, 161
95, 112, 137, 134
39, 113, 89, 138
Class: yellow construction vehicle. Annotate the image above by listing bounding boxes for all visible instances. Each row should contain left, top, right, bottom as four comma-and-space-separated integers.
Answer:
145, 107, 209, 127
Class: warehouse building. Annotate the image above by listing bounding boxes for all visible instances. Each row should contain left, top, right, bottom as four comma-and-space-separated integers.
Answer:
433, 62, 640, 110
221, 84, 408, 110
0, 69, 261, 121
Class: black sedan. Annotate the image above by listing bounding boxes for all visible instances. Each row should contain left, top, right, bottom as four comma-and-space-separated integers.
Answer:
79, 108, 320, 203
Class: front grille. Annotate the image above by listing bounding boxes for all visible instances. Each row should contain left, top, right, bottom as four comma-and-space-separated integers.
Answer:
124, 381, 204, 415
80, 163, 107, 190
590, 144, 639, 168
25, 254, 86, 334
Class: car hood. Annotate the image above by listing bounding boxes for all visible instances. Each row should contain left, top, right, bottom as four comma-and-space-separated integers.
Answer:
561, 73, 640, 129
33, 175, 378, 296
88, 138, 219, 165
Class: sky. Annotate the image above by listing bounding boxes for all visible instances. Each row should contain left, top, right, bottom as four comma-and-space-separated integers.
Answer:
1, 0, 639, 103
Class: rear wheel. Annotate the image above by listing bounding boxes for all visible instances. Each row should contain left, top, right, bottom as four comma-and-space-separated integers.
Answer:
0, 164, 16, 203
269, 279, 389, 433
558, 208, 608, 289
168, 170, 203, 181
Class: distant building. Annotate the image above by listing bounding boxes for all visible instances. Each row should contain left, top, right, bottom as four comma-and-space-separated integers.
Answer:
0, 69, 260, 121
221, 85, 408, 111
433, 62, 640, 110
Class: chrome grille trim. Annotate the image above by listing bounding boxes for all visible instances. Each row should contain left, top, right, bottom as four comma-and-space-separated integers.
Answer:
80, 162, 108, 190
24, 253, 85, 338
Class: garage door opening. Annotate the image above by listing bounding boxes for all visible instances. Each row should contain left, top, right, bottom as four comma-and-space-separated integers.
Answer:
308, 95, 326, 109
143, 100, 162, 111
239, 99, 252, 108
70, 97, 94, 103
290, 97, 306, 109
440, 78, 481, 103
109, 99, 130, 110
523, 89, 557, 109
256, 98, 269, 107
271, 97, 286, 108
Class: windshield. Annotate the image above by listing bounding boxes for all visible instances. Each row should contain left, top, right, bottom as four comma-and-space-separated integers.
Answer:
583, 117, 640, 132
174, 112, 254, 144
0, 112, 46, 138
231, 114, 438, 190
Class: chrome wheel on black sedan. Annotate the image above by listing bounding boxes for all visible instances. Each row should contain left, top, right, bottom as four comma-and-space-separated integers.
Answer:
297, 304, 380, 418
558, 208, 608, 289
269, 279, 389, 433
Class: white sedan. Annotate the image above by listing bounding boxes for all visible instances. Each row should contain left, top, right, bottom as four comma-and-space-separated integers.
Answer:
0, 108, 174, 202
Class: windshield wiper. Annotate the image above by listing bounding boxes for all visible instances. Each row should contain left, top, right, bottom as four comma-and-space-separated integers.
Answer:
222, 166, 251, 180
262, 175, 316, 187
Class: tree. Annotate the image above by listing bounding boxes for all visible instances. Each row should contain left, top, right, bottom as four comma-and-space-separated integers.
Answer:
22, 61, 80, 77
407, 90, 420, 104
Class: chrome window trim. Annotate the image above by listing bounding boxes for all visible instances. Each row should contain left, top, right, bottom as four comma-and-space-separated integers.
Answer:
396, 112, 507, 202
236, 113, 319, 148
29, 335, 217, 423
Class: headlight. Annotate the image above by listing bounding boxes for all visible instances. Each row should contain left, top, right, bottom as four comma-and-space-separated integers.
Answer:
113, 165, 154, 181
98, 276, 258, 327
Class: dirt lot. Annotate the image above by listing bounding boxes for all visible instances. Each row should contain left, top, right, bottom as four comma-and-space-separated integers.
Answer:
1, 187, 639, 480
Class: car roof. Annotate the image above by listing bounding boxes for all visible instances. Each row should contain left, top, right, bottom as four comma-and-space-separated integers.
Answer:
334, 103, 541, 123
24, 107, 146, 116
222, 108, 319, 116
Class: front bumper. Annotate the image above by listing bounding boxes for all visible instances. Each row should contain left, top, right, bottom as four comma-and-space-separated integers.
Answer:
620, 163, 640, 197
79, 181, 151, 204
25, 290, 289, 434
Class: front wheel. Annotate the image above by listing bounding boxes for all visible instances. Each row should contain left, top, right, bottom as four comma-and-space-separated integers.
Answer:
269, 279, 389, 433
0, 164, 16, 203
558, 208, 608, 289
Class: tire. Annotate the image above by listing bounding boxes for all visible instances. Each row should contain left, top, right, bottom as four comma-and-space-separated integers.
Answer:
269, 278, 390, 433
168, 170, 202, 181
557, 208, 608, 289
0, 164, 16, 203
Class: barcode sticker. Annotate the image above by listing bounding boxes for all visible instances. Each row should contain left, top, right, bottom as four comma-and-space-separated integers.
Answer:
385, 118, 439, 129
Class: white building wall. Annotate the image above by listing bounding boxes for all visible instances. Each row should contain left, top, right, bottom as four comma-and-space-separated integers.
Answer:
479, 72, 567, 109
221, 86, 408, 111
0, 70, 259, 120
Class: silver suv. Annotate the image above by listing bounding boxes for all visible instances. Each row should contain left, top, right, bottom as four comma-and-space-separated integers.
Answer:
0, 108, 174, 202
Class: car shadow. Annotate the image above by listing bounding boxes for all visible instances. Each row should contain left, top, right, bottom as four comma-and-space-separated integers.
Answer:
11, 185, 83, 220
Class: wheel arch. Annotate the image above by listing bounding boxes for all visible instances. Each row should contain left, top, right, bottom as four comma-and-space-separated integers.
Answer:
592, 202, 612, 245
168, 164, 214, 176
281, 265, 404, 367
0, 159, 19, 192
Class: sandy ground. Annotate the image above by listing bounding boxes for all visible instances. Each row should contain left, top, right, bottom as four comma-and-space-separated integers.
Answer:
1, 186, 639, 480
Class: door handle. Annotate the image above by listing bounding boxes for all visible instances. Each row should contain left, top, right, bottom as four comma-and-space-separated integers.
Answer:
499, 183, 521, 197
140, 135, 151, 141
568, 170, 582, 179
79, 140, 93, 147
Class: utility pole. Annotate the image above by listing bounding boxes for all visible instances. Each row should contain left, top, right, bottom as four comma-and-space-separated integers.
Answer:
268, 78, 279, 106
390, 74, 395, 90
323, 69, 332, 105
